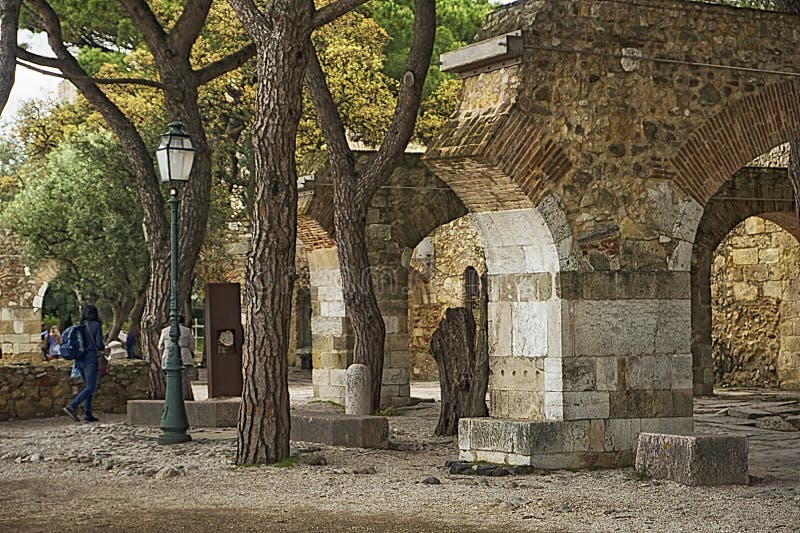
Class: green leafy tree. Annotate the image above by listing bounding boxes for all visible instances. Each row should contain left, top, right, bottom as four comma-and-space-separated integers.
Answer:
1, 126, 148, 341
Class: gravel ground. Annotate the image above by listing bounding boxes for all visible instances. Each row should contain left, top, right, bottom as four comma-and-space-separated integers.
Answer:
1, 384, 799, 532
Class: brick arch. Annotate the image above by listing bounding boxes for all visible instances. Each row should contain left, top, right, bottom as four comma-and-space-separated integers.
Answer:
671, 78, 800, 205
691, 167, 797, 394
297, 215, 335, 251
425, 105, 573, 213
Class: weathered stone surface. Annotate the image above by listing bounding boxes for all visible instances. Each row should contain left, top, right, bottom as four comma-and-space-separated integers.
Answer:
345, 364, 371, 416
0, 360, 148, 420
754, 416, 798, 432
290, 411, 389, 449
635, 433, 749, 486
127, 398, 241, 427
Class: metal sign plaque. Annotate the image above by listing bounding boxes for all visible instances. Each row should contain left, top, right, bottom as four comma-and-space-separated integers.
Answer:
205, 283, 244, 398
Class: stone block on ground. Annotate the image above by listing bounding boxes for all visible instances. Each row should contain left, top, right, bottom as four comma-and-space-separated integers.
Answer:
127, 398, 240, 427
128, 401, 390, 449
291, 410, 389, 449
635, 432, 748, 486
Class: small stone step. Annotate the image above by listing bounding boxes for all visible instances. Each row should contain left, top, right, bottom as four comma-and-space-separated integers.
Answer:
635, 433, 748, 486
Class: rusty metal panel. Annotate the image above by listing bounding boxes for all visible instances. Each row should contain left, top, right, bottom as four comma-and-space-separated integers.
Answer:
205, 283, 243, 398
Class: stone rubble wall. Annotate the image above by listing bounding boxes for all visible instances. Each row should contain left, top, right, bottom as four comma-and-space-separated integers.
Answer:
0, 230, 46, 360
0, 359, 149, 421
408, 216, 485, 380
712, 217, 800, 389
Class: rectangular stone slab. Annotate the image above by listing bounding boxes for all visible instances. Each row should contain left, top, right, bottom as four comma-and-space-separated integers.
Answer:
127, 401, 389, 449
290, 410, 389, 449
635, 432, 749, 486
127, 398, 240, 427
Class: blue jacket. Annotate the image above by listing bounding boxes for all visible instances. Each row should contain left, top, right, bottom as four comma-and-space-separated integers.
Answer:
77, 320, 104, 368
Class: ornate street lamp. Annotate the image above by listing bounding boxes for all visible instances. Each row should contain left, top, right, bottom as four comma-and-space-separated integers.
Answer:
155, 121, 196, 445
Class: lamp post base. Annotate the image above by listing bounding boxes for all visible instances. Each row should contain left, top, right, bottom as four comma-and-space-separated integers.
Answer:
158, 431, 192, 445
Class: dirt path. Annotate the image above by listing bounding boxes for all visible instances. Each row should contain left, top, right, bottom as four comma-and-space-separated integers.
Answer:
1, 387, 799, 532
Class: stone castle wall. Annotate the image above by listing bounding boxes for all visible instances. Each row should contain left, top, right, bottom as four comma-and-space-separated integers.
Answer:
408, 216, 485, 379
712, 217, 800, 389
0, 359, 149, 421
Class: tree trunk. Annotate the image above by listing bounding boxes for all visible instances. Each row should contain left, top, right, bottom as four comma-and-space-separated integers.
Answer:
0, 0, 20, 113
106, 298, 129, 344
304, 0, 435, 412
775, 0, 800, 14
142, 253, 169, 397
430, 307, 489, 437
335, 194, 386, 411
127, 288, 146, 334
227, 0, 312, 465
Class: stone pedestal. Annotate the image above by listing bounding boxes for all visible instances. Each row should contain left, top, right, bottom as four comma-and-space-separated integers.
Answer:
345, 364, 371, 415
460, 416, 693, 469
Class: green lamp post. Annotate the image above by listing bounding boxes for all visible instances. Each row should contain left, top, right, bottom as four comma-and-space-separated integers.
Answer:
155, 121, 196, 445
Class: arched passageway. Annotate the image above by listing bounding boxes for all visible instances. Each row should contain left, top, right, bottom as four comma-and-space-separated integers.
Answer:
692, 166, 800, 394
424, 0, 800, 467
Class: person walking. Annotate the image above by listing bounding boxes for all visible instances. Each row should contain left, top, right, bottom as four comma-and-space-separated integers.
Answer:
158, 314, 195, 400
62, 305, 106, 423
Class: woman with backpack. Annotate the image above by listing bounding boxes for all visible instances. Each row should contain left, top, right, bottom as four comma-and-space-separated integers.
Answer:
62, 305, 106, 423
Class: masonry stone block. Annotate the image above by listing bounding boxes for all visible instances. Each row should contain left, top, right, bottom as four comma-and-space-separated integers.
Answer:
320, 301, 346, 318
543, 357, 563, 392
516, 272, 553, 301
595, 356, 619, 391
490, 389, 545, 419
315, 385, 345, 402
312, 368, 331, 386
488, 301, 513, 356
381, 367, 409, 385
560, 358, 596, 392
311, 316, 346, 336
604, 418, 643, 451
309, 268, 342, 288
623, 355, 672, 390
489, 355, 544, 392
385, 333, 410, 351
655, 300, 691, 354
635, 433, 748, 486
731, 248, 758, 265
573, 300, 658, 357
561, 391, 610, 420
670, 355, 694, 390
512, 301, 550, 356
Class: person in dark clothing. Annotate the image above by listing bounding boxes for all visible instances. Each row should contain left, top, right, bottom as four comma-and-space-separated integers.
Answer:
125, 325, 140, 359
63, 305, 106, 423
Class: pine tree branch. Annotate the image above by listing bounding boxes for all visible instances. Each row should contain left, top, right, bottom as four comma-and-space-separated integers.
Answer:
357, 0, 435, 203
196, 43, 256, 85
168, 0, 214, 59
305, 46, 355, 180
16, 48, 163, 88
312, 0, 369, 28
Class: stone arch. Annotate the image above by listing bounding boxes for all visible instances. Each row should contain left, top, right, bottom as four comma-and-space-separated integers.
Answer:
298, 153, 469, 406
691, 167, 798, 394
671, 78, 800, 205
470, 207, 566, 420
